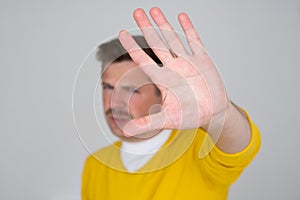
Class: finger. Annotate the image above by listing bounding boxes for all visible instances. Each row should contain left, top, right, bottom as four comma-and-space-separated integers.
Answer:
118, 30, 162, 79
150, 7, 188, 56
178, 13, 205, 55
122, 111, 167, 137
118, 30, 156, 66
133, 8, 173, 64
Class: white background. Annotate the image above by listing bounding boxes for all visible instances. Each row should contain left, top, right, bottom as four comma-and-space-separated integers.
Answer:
1, 0, 300, 199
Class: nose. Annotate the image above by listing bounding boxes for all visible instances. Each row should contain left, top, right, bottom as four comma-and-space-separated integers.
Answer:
110, 88, 129, 109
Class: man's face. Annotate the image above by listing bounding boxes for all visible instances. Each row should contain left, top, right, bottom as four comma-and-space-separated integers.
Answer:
101, 60, 162, 141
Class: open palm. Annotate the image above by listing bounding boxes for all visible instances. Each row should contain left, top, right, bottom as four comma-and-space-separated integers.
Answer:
118, 7, 230, 136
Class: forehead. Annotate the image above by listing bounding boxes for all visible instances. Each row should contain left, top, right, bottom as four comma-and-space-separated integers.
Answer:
101, 60, 152, 85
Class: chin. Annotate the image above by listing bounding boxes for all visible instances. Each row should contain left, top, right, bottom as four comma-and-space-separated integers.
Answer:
107, 124, 123, 137
108, 125, 142, 142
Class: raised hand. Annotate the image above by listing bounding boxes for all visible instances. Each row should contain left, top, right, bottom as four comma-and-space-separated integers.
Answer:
118, 7, 230, 137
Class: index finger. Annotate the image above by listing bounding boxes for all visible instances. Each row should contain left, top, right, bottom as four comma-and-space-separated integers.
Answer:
133, 8, 173, 64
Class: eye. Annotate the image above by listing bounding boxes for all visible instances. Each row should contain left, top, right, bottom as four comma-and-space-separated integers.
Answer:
102, 83, 114, 90
129, 87, 140, 94
124, 86, 140, 94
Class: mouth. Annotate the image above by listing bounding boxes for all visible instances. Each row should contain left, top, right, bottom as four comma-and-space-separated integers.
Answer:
107, 113, 131, 127
111, 116, 129, 124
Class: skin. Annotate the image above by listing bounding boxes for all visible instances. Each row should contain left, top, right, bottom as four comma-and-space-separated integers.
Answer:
101, 60, 162, 142
117, 7, 251, 154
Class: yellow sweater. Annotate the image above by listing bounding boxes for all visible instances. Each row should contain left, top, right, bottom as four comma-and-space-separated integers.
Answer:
82, 116, 260, 200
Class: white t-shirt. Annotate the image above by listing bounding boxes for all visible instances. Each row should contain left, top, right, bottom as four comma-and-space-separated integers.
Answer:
120, 130, 172, 172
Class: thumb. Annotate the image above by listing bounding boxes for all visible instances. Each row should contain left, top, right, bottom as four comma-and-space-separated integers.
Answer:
122, 111, 167, 138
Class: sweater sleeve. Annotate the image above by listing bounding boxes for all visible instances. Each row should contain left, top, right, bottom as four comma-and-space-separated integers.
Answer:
198, 110, 261, 186
81, 156, 92, 200
82, 155, 100, 200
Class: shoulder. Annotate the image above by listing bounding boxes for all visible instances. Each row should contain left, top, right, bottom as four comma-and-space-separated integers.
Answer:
93, 141, 121, 159
84, 141, 125, 171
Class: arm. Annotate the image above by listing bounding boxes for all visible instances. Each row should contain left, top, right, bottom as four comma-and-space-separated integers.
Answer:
118, 7, 252, 154
202, 102, 251, 154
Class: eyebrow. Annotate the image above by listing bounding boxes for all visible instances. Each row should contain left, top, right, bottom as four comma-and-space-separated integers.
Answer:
101, 81, 139, 91
101, 81, 114, 88
122, 85, 139, 92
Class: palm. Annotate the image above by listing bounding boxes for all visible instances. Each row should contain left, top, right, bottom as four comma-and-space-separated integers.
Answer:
118, 7, 229, 136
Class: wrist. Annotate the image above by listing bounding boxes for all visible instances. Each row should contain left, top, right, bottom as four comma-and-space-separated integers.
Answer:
201, 101, 244, 132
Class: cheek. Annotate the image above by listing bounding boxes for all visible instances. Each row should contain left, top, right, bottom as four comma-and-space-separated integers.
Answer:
128, 96, 149, 117
128, 95, 161, 118
102, 93, 111, 109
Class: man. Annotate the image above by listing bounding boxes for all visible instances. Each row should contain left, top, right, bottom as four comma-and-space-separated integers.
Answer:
82, 7, 261, 200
